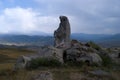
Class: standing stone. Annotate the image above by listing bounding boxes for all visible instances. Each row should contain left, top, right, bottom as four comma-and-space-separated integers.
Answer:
54, 16, 71, 48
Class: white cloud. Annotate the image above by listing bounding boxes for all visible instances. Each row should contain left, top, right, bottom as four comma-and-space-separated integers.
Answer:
0, 7, 59, 34
0, 0, 120, 34
34, 0, 120, 34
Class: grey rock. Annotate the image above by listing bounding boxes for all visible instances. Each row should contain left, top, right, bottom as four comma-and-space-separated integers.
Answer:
54, 16, 71, 49
31, 71, 53, 80
89, 53, 102, 64
14, 46, 64, 70
76, 53, 102, 66
37, 46, 64, 63
14, 54, 41, 70
65, 40, 102, 65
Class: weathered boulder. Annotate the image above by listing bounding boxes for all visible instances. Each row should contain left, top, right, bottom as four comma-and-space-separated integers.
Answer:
41, 46, 64, 63
14, 54, 41, 70
54, 16, 71, 49
66, 49, 102, 65
14, 46, 64, 70
77, 53, 102, 65
89, 53, 102, 64
65, 40, 102, 65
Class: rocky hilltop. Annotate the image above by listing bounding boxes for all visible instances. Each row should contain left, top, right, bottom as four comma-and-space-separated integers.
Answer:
14, 16, 120, 80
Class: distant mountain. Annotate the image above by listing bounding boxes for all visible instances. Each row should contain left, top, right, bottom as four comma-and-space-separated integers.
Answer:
0, 33, 120, 47
0, 35, 53, 46
71, 33, 111, 42
71, 33, 120, 47
0, 31, 51, 36
97, 34, 120, 47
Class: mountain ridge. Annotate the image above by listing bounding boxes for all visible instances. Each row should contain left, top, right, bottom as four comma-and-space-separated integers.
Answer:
0, 33, 119, 47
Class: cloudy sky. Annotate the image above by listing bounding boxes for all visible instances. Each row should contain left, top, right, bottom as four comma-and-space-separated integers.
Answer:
0, 0, 120, 35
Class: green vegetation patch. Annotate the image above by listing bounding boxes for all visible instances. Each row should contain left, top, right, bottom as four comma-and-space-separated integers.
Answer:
27, 58, 62, 69
87, 41, 101, 51
100, 54, 113, 68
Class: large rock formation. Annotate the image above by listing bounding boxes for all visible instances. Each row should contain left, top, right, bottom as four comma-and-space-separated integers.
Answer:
54, 16, 71, 48
14, 16, 103, 70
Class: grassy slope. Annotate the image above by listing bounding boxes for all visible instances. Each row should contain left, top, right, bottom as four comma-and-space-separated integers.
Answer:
0, 48, 34, 71
0, 48, 120, 80
0, 67, 120, 80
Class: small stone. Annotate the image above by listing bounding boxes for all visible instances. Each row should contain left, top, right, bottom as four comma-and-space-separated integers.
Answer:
31, 71, 53, 80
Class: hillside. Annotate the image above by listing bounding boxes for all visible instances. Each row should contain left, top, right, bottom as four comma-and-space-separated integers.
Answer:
0, 33, 120, 47
0, 35, 53, 46
0, 40, 120, 80
71, 33, 120, 47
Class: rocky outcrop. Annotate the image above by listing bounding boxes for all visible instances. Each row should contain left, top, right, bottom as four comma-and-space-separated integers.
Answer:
14, 16, 104, 70
65, 40, 102, 65
54, 16, 71, 49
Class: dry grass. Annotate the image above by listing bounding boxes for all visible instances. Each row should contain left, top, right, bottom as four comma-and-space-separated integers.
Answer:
0, 48, 35, 75
0, 48, 34, 59
0, 48, 36, 80
111, 71, 120, 80
0, 48, 120, 80
0, 67, 120, 80
0, 63, 14, 71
